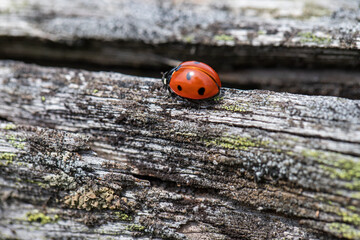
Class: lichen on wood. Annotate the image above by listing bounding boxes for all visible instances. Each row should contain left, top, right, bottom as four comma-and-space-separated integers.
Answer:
0, 61, 359, 239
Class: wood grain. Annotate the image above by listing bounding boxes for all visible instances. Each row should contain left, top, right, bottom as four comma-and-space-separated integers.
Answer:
0, 61, 359, 239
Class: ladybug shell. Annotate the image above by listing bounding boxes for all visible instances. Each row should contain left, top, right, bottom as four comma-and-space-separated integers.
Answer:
168, 61, 221, 100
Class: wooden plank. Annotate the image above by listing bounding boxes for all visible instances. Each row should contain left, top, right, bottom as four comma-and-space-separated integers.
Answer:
222, 69, 360, 99
0, 0, 359, 69
1, 0, 360, 99
0, 61, 359, 239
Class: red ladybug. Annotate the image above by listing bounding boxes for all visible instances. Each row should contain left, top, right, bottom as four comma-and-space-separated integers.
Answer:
162, 61, 221, 100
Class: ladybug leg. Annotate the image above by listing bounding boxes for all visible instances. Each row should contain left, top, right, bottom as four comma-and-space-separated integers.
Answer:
167, 85, 173, 95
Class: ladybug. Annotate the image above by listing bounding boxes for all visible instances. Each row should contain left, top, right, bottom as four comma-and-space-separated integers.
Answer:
162, 61, 221, 100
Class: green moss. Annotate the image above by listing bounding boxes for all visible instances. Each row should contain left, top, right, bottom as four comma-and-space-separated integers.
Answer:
298, 32, 332, 45
183, 35, 194, 43
302, 149, 360, 190
15, 161, 26, 167
347, 206, 358, 212
322, 161, 360, 181
6, 134, 16, 142
25, 179, 49, 188
351, 192, 360, 200
205, 135, 269, 151
26, 211, 59, 224
328, 223, 360, 239
5, 134, 26, 149
346, 182, 360, 191
214, 34, 235, 41
221, 103, 249, 112
114, 211, 132, 221
0, 152, 16, 166
126, 224, 146, 232
339, 209, 360, 226
13, 142, 25, 149
286, 151, 294, 156
322, 203, 360, 226
93, 89, 99, 94
41, 96, 46, 102
3, 123, 16, 130
0, 152, 16, 161
213, 96, 224, 102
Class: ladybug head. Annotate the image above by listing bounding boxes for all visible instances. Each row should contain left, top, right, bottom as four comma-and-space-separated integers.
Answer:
161, 71, 170, 86
162, 65, 181, 86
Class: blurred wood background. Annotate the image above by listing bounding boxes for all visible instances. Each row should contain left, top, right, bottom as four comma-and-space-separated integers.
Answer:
1, 0, 360, 99
0, 0, 360, 239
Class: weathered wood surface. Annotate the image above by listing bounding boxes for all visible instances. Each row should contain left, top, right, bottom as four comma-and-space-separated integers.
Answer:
222, 69, 360, 100
1, 0, 360, 99
0, 61, 360, 239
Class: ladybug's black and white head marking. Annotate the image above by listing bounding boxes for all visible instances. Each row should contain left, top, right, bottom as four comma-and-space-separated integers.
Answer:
161, 71, 169, 85
162, 65, 181, 86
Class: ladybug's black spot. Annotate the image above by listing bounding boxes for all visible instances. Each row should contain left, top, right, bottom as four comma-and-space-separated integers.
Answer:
194, 61, 200, 64
177, 85, 182, 91
198, 87, 205, 95
186, 72, 193, 80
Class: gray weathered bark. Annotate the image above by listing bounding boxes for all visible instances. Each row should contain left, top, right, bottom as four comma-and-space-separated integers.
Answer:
0, 61, 359, 239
